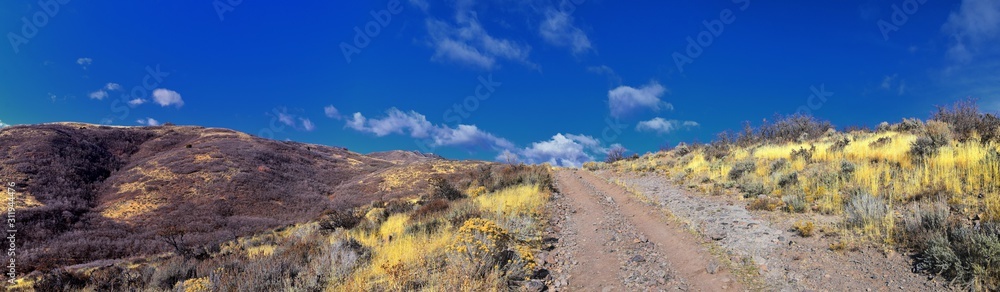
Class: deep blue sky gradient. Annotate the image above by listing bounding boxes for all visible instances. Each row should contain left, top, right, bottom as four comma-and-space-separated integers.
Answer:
1, 0, 998, 165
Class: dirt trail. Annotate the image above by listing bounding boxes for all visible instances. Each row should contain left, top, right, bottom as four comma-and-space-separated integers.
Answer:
546, 169, 739, 291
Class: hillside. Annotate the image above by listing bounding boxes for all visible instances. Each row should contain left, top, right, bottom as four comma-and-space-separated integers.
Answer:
0, 123, 473, 273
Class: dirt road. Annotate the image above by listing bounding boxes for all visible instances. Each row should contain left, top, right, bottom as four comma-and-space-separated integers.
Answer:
545, 169, 740, 291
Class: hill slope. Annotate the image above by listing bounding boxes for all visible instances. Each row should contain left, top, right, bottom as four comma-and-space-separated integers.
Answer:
0, 123, 471, 272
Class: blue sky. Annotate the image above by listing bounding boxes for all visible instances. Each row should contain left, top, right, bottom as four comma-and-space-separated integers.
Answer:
1, 0, 998, 166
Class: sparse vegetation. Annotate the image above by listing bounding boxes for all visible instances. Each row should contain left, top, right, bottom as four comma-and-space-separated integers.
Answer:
605, 100, 1000, 289
22, 163, 554, 291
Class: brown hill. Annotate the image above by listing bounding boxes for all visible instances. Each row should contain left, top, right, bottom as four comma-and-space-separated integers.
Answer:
0, 123, 481, 273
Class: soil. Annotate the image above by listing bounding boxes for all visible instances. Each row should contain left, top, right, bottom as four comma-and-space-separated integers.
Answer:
540, 169, 955, 291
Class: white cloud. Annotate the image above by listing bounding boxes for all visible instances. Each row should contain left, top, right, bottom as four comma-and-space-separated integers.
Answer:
88, 90, 108, 100
346, 108, 433, 138
324, 105, 342, 119
517, 134, 595, 167
422, 6, 533, 70
77, 58, 92, 69
345, 108, 513, 151
539, 8, 592, 54
137, 117, 160, 126
301, 118, 316, 132
152, 88, 184, 108
608, 81, 671, 118
277, 111, 295, 127
128, 98, 146, 106
105, 83, 122, 91
943, 0, 1000, 62
636, 118, 699, 134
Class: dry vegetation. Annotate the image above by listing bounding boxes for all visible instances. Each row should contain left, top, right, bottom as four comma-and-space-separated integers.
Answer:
593, 100, 1000, 290
12, 163, 554, 291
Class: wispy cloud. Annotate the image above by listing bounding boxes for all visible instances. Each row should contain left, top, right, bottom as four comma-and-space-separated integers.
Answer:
417, 1, 534, 70
943, 0, 1000, 62
152, 88, 184, 108
346, 108, 514, 150
539, 8, 592, 55
587, 65, 622, 85
77, 58, 92, 69
608, 81, 672, 118
88, 82, 123, 101
635, 118, 699, 134
324, 105, 342, 120
301, 118, 316, 131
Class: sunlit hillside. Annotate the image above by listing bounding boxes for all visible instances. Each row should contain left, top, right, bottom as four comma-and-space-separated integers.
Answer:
592, 100, 1000, 290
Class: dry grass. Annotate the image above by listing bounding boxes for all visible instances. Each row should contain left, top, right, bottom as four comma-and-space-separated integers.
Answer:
608, 110, 1000, 289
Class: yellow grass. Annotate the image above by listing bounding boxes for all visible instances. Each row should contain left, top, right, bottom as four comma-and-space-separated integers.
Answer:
475, 184, 548, 217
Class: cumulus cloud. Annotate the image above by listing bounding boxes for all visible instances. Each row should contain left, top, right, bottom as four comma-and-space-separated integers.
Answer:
608, 81, 671, 118
137, 117, 160, 126
105, 83, 122, 91
515, 133, 603, 167
345, 108, 514, 151
128, 98, 146, 106
88, 90, 108, 100
943, 0, 1000, 62
324, 105, 342, 119
152, 88, 184, 108
636, 118, 699, 134
77, 58, 92, 69
539, 8, 592, 54
421, 3, 533, 70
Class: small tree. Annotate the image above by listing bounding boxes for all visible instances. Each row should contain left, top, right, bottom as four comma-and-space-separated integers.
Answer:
605, 146, 626, 163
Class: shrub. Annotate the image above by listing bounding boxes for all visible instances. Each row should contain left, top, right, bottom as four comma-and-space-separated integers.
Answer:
414, 199, 450, 219
448, 218, 516, 278
782, 190, 808, 213
319, 210, 362, 232
748, 196, 781, 211
910, 136, 944, 161
839, 160, 856, 176
735, 114, 834, 146
331, 238, 371, 281
828, 137, 851, 153
845, 193, 888, 229
915, 224, 1000, 290
605, 146, 626, 163
769, 158, 789, 173
727, 160, 756, 180
868, 137, 893, 148
777, 172, 799, 188
790, 145, 815, 162
151, 257, 197, 290
428, 175, 463, 201
33, 269, 88, 291
932, 98, 1000, 143
893, 118, 925, 133
793, 221, 815, 237
737, 180, 772, 198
